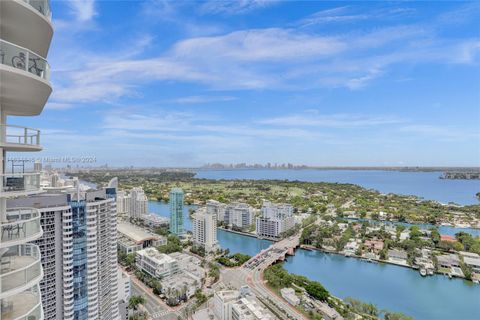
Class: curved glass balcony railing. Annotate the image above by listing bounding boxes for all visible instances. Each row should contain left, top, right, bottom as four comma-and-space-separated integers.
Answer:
0, 285, 43, 320
0, 125, 40, 147
21, 0, 51, 20
0, 173, 41, 195
0, 208, 41, 248
0, 39, 50, 81
0, 244, 42, 297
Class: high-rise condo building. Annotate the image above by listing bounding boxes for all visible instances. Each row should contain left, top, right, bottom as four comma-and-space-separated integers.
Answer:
256, 201, 295, 238
224, 203, 254, 229
1, 1, 53, 319
169, 188, 184, 235
7, 187, 120, 320
206, 200, 226, 222
129, 187, 148, 219
192, 208, 218, 253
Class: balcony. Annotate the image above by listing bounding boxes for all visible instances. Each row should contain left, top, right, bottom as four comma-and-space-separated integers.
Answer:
0, 285, 43, 320
0, 244, 42, 298
0, 125, 41, 152
21, 0, 51, 20
0, 40, 51, 116
0, 208, 42, 248
0, 0, 53, 57
0, 173, 41, 197
1, 39, 49, 80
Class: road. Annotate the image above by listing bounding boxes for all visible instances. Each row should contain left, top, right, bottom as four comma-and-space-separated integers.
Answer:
129, 269, 197, 320
221, 234, 307, 320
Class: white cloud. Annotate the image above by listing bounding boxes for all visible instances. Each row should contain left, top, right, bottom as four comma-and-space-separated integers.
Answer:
44, 102, 74, 110
67, 0, 97, 21
399, 125, 479, 141
48, 6, 480, 107
170, 95, 237, 104
259, 112, 404, 128
200, 0, 278, 15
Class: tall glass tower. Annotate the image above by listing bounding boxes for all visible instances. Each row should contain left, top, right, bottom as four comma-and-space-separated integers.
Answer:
169, 188, 184, 235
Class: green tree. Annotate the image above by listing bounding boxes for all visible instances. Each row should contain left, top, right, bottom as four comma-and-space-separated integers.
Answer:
128, 295, 146, 311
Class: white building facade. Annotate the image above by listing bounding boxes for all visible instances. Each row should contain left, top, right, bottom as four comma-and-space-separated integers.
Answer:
192, 208, 218, 253
256, 201, 295, 238
207, 200, 226, 222
224, 203, 254, 229
129, 187, 148, 219
0, 1, 54, 319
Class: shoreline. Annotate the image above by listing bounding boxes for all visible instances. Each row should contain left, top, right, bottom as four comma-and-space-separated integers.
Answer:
217, 226, 280, 242
297, 245, 475, 284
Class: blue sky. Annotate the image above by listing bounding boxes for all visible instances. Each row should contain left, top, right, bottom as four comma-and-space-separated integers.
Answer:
11, 0, 480, 167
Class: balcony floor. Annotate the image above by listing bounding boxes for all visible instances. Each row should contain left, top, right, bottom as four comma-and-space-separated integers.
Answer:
1, 291, 38, 320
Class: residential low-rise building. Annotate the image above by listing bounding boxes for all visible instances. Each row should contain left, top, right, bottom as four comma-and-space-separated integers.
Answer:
437, 254, 461, 269
136, 248, 180, 278
387, 249, 408, 265
463, 256, 480, 273
117, 221, 166, 254
280, 287, 300, 306
142, 214, 169, 228
213, 288, 273, 320
364, 239, 384, 253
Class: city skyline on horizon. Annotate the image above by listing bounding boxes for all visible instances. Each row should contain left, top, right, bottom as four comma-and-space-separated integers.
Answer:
9, 0, 480, 167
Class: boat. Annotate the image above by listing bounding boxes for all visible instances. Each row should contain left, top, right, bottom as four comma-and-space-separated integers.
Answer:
420, 268, 427, 277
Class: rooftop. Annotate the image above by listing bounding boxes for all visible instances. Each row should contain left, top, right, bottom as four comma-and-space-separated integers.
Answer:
137, 248, 176, 264
117, 221, 161, 244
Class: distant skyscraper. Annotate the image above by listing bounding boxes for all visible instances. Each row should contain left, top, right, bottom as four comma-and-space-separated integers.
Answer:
169, 188, 184, 235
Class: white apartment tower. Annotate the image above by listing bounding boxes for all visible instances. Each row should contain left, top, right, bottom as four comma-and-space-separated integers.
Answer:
192, 208, 218, 253
128, 187, 148, 219
224, 203, 254, 229
256, 201, 295, 238
206, 200, 226, 222
1, 1, 53, 320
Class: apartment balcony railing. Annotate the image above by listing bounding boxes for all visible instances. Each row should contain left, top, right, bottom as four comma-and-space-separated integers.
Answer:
0, 284, 43, 320
0, 244, 42, 297
0, 125, 40, 148
21, 0, 52, 20
0, 173, 41, 195
0, 208, 41, 248
0, 39, 50, 81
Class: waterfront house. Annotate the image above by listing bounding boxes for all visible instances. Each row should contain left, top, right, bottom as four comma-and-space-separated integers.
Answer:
387, 249, 408, 265
440, 235, 456, 243
343, 240, 359, 256
364, 239, 384, 253
463, 256, 480, 273
437, 254, 461, 269
459, 251, 480, 259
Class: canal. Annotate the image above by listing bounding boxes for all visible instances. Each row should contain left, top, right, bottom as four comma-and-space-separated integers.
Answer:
149, 201, 479, 319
